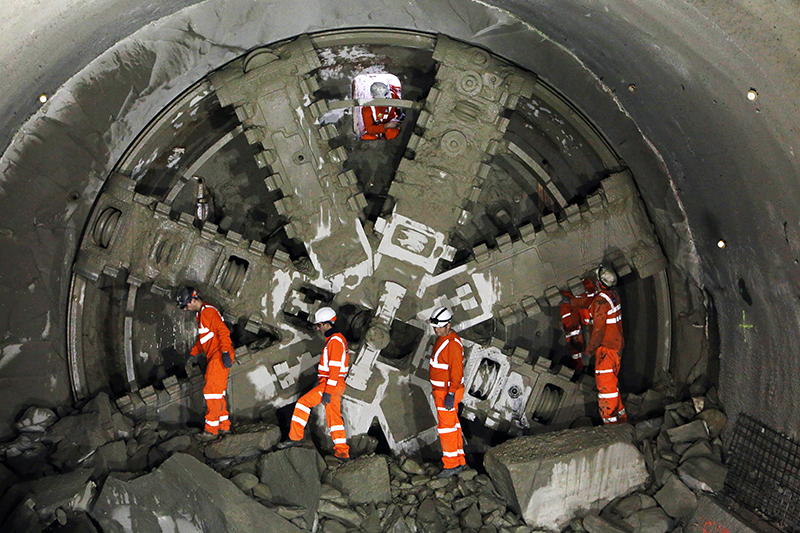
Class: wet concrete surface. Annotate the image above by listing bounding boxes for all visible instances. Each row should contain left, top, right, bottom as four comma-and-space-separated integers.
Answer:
0, 0, 798, 447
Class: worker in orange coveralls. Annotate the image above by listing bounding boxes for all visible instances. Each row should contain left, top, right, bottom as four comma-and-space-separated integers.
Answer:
278, 307, 350, 459
361, 81, 402, 140
580, 265, 627, 424
428, 306, 467, 478
560, 278, 598, 370
177, 286, 234, 438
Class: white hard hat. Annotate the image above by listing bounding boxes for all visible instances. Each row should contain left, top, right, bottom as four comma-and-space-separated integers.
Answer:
314, 306, 337, 324
596, 265, 618, 288
428, 306, 453, 326
370, 82, 390, 98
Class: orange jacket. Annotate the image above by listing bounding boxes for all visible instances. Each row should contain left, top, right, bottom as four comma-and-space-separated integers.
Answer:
319, 329, 349, 394
361, 106, 401, 140
429, 331, 464, 393
191, 304, 235, 360
586, 288, 624, 354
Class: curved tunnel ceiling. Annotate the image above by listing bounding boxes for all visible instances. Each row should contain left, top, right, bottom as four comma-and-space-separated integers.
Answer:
0, 0, 798, 442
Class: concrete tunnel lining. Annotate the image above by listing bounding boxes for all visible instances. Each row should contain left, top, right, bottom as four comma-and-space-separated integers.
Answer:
0, 0, 799, 448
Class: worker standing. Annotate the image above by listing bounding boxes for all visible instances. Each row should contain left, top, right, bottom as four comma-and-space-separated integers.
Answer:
581, 266, 627, 424
279, 307, 350, 459
177, 286, 234, 438
428, 307, 467, 477
361, 81, 402, 140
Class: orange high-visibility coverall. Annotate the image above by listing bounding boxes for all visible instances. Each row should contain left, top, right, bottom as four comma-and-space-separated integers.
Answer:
429, 331, 466, 469
288, 329, 350, 458
563, 279, 598, 369
361, 85, 402, 140
586, 288, 626, 424
190, 304, 235, 435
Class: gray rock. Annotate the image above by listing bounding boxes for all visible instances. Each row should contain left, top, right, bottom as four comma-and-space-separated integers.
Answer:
89, 440, 128, 477
252, 483, 272, 501
634, 418, 663, 442
417, 497, 445, 533
678, 457, 727, 493
453, 495, 477, 514
460, 503, 482, 530
92, 453, 302, 532
484, 424, 647, 531
0, 469, 95, 526
2, 497, 41, 533
0, 463, 18, 500
318, 500, 363, 528
204, 425, 281, 459
362, 505, 382, 533
582, 514, 629, 533
328, 454, 391, 504
50, 511, 100, 532
400, 457, 426, 475
231, 472, 259, 491
349, 434, 379, 457
680, 440, 712, 463
259, 446, 324, 527
653, 457, 678, 487
654, 474, 698, 518
274, 505, 306, 520
623, 507, 672, 533
110, 412, 134, 440
695, 409, 727, 439
15, 406, 58, 433
478, 492, 506, 515
666, 420, 709, 444
158, 434, 192, 454
614, 493, 644, 518
322, 519, 348, 533
46, 413, 113, 468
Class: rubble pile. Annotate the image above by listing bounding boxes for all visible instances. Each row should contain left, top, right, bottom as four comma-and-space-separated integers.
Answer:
0, 392, 534, 532
0, 381, 772, 533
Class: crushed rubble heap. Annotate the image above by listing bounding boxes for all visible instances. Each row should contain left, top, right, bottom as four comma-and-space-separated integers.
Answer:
0, 380, 779, 533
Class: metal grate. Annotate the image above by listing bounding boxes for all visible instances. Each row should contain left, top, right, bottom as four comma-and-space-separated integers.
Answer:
724, 414, 800, 532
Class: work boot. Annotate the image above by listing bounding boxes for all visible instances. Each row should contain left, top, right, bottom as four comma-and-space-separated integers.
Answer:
436, 465, 465, 478
276, 439, 302, 450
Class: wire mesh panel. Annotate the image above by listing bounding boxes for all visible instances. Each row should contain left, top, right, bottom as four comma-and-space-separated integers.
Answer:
724, 414, 800, 532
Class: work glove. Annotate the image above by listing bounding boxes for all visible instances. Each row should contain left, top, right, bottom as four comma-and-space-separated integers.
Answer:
321, 392, 331, 406
444, 392, 455, 410
580, 352, 592, 367
222, 351, 232, 369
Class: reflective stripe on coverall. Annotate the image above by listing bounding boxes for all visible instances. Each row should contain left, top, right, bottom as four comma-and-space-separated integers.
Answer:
560, 301, 585, 369
587, 289, 626, 424
429, 332, 466, 469
191, 304, 234, 434
289, 330, 350, 458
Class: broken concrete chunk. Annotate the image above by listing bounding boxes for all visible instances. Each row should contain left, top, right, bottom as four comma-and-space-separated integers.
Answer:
110, 412, 134, 440
328, 455, 391, 505
684, 494, 781, 533
204, 426, 280, 459
484, 424, 648, 531
1, 469, 95, 527
680, 440, 712, 463
623, 507, 672, 533
91, 453, 302, 532
666, 420, 709, 444
694, 409, 727, 438
654, 474, 698, 518
259, 447, 324, 527
678, 457, 727, 493
15, 407, 58, 433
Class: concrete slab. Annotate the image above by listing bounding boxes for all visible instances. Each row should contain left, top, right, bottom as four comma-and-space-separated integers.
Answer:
484, 424, 647, 530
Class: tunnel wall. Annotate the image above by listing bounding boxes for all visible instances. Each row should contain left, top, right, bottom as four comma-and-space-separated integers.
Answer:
0, 0, 798, 440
